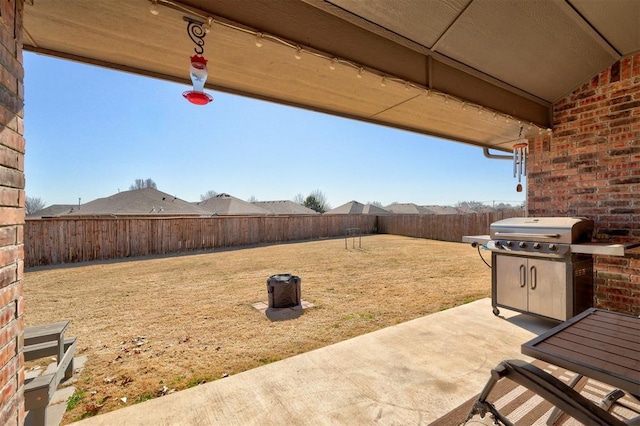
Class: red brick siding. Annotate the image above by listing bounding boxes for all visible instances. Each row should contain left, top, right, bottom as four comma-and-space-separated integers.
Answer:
0, 0, 24, 424
528, 52, 640, 315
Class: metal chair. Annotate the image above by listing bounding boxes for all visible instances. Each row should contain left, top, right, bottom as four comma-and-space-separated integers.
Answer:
465, 359, 635, 426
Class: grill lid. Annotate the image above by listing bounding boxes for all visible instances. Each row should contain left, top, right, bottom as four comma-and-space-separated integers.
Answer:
490, 217, 593, 244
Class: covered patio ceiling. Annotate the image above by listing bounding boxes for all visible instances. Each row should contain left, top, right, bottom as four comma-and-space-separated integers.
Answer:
23, 0, 639, 151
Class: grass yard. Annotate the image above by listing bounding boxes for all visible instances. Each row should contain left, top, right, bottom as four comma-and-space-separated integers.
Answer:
23, 234, 492, 423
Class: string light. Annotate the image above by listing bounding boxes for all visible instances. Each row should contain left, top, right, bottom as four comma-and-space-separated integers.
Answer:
149, 0, 160, 15
202, 17, 212, 33
148, 0, 549, 136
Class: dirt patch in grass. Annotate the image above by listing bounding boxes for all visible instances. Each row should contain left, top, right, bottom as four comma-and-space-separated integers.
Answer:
23, 235, 492, 423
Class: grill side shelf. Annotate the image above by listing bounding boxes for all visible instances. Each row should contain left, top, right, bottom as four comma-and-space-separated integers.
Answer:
462, 235, 491, 245
570, 243, 640, 257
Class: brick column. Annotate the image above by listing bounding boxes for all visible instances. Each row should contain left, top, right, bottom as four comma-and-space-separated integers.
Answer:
528, 52, 640, 315
0, 0, 25, 424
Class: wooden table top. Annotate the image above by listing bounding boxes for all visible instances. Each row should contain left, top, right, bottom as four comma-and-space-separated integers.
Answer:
522, 308, 640, 395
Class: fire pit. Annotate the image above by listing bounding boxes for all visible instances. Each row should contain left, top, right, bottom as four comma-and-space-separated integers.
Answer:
267, 274, 301, 309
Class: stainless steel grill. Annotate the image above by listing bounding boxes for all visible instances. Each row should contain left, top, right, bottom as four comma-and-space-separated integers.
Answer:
487, 217, 594, 321
491, 217, 593, 243
463, 217, 637, 322
488, 217, 593, 259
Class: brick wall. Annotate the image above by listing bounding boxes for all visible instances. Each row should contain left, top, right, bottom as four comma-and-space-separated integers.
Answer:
0, 0, 25, 424
528, 52, 640, 315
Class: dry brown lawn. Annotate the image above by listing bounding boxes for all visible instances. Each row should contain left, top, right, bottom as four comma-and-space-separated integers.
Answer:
23, 234, 492, 423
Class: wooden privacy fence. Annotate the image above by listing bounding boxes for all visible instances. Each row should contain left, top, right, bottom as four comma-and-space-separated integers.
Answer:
24, 210, 525, 267
377, 209, 525, 242
24, 215, 378, 267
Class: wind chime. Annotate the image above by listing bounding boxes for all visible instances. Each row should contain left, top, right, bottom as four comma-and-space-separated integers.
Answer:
513, 126, 528, 192
182, 17, 213, 105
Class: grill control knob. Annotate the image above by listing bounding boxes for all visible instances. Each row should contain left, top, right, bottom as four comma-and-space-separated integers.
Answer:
518, 242, 527, 248
533, 243, 541, 249
506, 241, 513, 247
549, 244, 557, 251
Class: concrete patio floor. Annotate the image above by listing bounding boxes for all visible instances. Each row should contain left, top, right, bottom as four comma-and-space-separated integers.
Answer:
76, 298, 558, 425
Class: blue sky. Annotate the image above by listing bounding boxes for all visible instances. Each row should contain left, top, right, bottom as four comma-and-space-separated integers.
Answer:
23, 52, 525, 209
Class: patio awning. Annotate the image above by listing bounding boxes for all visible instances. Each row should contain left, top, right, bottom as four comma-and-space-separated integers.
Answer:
23, 0, 639, 151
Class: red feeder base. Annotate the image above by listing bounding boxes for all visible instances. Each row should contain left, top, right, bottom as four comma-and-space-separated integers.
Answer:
183, 91, 213, 105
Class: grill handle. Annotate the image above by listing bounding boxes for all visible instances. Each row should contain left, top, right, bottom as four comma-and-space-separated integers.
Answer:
530, 266, 537, 290
493, 232, 560, 239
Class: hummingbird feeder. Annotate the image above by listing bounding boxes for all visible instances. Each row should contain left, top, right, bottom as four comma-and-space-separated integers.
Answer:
182, 17, 213, 105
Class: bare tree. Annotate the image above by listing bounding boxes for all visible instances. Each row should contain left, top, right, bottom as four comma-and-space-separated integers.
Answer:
25, 196, 46, 215
368, 201, 383, 207
129, 178, 157, 190
302, 189, 331, 213
247, 195, 258, 203
292, 193, 304, 204
310, 189, 330, 211
200, 190, 218, 201
456, 201, 486, 211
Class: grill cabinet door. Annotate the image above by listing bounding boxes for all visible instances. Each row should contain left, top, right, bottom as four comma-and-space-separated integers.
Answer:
495, 255, 528, 312
527, 258, 567, 320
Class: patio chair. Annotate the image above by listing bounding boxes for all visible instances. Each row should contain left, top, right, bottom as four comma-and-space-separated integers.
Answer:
465, 359, 638, 426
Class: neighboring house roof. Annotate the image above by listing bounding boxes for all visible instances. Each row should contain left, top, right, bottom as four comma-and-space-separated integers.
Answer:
65, 188, 212, 217
252, 200, 319, 215
384, 203, 435, 215
27, 204, 78, 219
422, 205, 461, 215
326, 201, 391, 215
363, 204, 392, 215
195, 193, 270, 216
